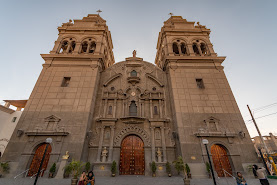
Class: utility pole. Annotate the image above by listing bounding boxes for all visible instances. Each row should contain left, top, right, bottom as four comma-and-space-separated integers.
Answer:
247, 104, 277, 175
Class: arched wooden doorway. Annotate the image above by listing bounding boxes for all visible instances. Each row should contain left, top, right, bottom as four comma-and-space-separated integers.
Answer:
27, 143, 52, 177
120, 135, 144, 175
211, 144, 232, 177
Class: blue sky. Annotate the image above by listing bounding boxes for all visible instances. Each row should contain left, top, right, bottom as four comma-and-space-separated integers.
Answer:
0, 0, 277, 137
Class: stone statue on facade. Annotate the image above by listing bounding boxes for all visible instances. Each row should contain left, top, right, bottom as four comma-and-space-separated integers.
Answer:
157, 147, 162, 163
132, 50, 137, 57
62, 151, 70, 159
101, 147, 108, 162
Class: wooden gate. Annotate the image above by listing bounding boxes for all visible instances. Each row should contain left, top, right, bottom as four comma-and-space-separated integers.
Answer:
211, 144, 232, 177
28, 143, 52, 177
120, 135, 144, 175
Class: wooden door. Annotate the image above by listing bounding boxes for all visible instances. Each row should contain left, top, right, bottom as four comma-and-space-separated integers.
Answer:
211, 144, 232, 177
120, 135, 144, 175
28, 143, 52, 177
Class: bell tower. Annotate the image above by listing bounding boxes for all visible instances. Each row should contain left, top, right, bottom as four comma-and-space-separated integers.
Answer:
155, 16, 258, 178
2, 14, 115, 175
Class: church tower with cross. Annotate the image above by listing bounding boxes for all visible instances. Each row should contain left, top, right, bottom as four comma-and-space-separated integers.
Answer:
2, 14, 258, 178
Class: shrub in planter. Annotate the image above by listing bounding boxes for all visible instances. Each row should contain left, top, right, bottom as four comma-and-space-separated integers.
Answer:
111, 160, 117, 177
0, 162, 10, 177
166, 162, 172, 177
185, 163, 191, 178
85, 162, 91, 173
173, 156, 184, 175
64, 165, 72, 178
65, 159, 84, 185
206, 162, 211, 178
49, 163, 56, 178
151, 161, 157, 177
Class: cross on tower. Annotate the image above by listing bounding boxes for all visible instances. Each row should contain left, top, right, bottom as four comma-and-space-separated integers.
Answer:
97, 9, 102, 15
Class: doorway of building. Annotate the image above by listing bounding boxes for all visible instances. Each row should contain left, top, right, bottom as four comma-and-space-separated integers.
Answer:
120, 135, 145, 175
27, 143, 52, 177
211, 144, 233, 177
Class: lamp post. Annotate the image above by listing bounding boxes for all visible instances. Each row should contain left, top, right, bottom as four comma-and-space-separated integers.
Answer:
203, 139, 217, 185
34, 138, 52, 185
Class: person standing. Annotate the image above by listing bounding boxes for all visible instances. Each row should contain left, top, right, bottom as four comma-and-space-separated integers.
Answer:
236, 172, 247, 185
253, 165, 270, 185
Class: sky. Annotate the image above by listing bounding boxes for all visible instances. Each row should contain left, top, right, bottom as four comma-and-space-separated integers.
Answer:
0, 0, 277, 137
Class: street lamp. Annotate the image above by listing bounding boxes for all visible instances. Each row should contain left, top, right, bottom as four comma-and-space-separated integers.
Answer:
34, 138, 52, 185
202, 139, 217, 185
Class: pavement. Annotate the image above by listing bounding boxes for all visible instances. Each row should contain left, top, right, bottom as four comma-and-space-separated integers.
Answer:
0, 176, 276, 185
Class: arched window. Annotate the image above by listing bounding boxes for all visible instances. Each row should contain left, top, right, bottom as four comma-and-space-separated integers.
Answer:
200, 43, 207, 55
154, 106, 158, 115
108, 106, 113, 115
129, 101, 137, 116
131, 70, 137, 77
193, 43, 200, 55
81, 42, 88, 53
68, 41, 76, 53
180, 43, 187, 55
59, 40, 68, 53
89, 42, 96, 53
172, 43, 179, 54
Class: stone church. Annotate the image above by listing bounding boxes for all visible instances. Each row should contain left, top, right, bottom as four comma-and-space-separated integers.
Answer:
2, 14, 259, 178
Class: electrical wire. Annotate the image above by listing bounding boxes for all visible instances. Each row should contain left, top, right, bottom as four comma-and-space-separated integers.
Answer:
246, 111, 277, 122
252, 102, 277, 112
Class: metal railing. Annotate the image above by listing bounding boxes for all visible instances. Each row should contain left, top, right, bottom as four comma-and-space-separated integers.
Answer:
14, 169, 29, 179
30, 169, 45, 179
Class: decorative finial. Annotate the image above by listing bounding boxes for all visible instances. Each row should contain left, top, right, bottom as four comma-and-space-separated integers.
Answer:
169, 13, 173, 17
132, 50, 137, 57
197, 22, 200, 26
97, 9, 102, 15
69, 19, 72, 23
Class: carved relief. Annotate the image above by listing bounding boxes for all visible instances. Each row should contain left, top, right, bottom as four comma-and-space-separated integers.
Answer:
114, 125, 151, 146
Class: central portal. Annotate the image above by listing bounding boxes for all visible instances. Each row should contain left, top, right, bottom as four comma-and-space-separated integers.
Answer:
120, 135, 145, 175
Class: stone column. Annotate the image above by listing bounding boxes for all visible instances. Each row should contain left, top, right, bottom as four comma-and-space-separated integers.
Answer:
188, 44, 195, 56
96, 126, 105, 162
113, 99, 117, 118
108, 126, 115, 162
197, 44, 203, 56
161, 127, 167, 162
150, 100, 153, 118
103, 99, 108, 116
151, 127, 156, 162
73, 42, 81, 54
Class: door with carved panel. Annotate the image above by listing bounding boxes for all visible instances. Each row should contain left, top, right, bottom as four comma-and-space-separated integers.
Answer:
28, 143, 52, 177
211, 144, 232, 177
120, 135, 145, 175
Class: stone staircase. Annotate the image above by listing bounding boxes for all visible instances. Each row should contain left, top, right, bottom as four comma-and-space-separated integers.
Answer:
0, 176, 276, 185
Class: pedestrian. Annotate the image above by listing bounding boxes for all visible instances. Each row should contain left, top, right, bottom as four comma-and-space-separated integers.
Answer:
252, 164, 258, 178
236, 172, 247, 185
253, 165, 270, 185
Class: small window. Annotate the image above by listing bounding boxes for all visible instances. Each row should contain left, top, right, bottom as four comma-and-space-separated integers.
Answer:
181, 43, 187, 55
196, 79, 205, 89
61, 77, 71, 87
89, 42, 96, 53
152, 87, 156, 91
173, 43, 179, 54
154, 106, 158, 115
131, 70, 137, 77
200, 43, 207, 55
129, 101, 137, 116
108, 106, 113, 115
81, 42, 88, 53
12, 117, 17, 122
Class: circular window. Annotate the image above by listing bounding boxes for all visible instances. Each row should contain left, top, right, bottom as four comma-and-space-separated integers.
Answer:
89, 38, 91, 41
152, 87, 156, 91
196, 40, 199, 42
177, 40, 180, 42
111, 87, 115, 91
70, 38, 72, 40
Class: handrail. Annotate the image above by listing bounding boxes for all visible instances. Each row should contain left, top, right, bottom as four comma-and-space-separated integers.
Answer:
30, 169, 45, 179
222, 169, 236, 179
14, 169, 29, 179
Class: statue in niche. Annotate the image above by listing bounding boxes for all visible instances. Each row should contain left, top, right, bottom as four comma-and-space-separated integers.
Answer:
156, 147, 162, 163
101, 147, 108, 162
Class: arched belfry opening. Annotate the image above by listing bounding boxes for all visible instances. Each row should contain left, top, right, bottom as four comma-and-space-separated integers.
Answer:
120, 135, 145, 175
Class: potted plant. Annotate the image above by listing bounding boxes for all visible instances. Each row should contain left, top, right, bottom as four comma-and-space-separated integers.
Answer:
173, 156, 184, 175
0, 162, 10, 177
185, 163, 191, 179
64, 165, 72, 178
65, 159, 84, 185
111, 160, 117, 177
85, 162, 91, 173
151, 161, 157, 177
166, 162, 172, 177
49, 163, 56, 178
206, 162, 211, 178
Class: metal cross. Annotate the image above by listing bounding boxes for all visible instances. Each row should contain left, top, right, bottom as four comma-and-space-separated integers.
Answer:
97, 9, 102, 15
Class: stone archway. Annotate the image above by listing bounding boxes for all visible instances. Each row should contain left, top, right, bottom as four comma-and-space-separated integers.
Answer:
27, 143, 52, 177
211, 144, 233, 177
120, 135, 145, 175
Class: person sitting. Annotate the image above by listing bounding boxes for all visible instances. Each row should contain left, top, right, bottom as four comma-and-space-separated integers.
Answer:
236, 172, 247, 185
78, 171, 86, 185
85, 171, 95, 185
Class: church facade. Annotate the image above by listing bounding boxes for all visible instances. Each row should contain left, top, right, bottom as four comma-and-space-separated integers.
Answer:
2, 14, 259, 178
